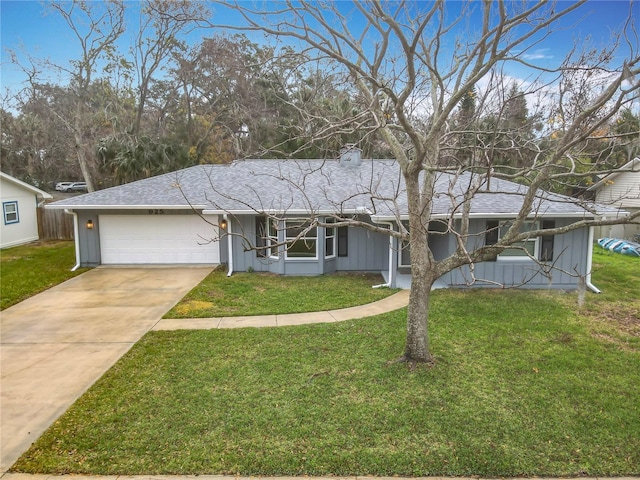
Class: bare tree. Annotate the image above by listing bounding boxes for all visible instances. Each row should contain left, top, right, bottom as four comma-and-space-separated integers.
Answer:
200, 1, 640, 364
130, 1, 210, 135
42, 1, 127, 191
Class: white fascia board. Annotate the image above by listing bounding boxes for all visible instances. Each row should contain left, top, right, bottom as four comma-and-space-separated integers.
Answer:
45, 204, 208, 210
202, 208, 369, 216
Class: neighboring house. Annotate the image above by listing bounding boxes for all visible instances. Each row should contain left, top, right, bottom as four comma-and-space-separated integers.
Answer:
588, 157, 640, 240
0, 172, 53, 249
47, 149, 617, 290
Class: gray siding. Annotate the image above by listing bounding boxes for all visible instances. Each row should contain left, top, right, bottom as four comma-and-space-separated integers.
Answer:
229, 215, 389, 276
441, 218, 590, 289
335, 220, 389, 272
77, 210, 101, 266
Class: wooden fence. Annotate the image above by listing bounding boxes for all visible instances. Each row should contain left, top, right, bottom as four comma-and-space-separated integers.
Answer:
37, 206, 75, 240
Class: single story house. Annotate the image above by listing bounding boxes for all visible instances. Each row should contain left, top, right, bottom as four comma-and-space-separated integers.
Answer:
1, 172, 52, 249
588, 157, 640, 240
47, 149, 616, 290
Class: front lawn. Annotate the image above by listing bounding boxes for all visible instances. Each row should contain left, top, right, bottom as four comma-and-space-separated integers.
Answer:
12, 251, 639, 476
165, 269, 397, 318
0, 241, 88, 310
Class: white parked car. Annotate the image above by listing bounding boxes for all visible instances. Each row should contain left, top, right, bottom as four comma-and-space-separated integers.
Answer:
55, 182, 74, 191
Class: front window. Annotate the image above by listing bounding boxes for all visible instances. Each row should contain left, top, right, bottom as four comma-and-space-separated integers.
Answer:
3, 201, 19, 224
493, 222, 538, 259
286, 219, 317, 258
325, 218, 336, 258
256, 216, 279, 258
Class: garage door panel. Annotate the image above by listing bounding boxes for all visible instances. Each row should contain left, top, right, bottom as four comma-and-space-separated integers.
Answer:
99, 215, 220, 264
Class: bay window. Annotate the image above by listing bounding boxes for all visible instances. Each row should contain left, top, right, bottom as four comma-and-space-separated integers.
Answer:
285, 220, 317, 258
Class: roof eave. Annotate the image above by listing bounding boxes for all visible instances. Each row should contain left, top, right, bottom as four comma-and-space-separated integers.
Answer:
46, 204, 208, 210
0, 172, 53, 198
370, 211, 598, 223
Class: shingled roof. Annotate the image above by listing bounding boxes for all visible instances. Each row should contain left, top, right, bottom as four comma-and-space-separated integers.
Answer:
47, 159, 611, 219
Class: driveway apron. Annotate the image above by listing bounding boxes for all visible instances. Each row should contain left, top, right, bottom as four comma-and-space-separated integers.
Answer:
0, 266, 213, 473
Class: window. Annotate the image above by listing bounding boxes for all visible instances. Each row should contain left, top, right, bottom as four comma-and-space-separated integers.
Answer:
337, 226, 348, 257
256, 216, 279, 258
485, 220, 499, 246
486, 220, 539, 258
539, 220, 555, 262
285, 219, 317, 258
325, 218, 336, 258
256, 216, 267, 257
3, 201, 19, 224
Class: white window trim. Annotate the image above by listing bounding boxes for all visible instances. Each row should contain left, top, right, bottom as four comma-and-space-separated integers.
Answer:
285, 219, 318, 260
324, 218, 336, 259
3, 201, 19, 225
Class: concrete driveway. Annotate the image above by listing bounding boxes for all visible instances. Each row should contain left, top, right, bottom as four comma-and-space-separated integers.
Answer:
0, 266, 213, 473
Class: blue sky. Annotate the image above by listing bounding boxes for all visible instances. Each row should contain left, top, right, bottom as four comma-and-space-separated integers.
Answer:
1, 1, 638, 99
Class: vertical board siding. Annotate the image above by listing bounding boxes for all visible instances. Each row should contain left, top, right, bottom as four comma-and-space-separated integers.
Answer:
442, 219, 589, 289
232, 215, 388, 275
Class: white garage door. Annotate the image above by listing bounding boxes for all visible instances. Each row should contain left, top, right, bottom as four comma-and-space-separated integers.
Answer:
99, 214, 220, 264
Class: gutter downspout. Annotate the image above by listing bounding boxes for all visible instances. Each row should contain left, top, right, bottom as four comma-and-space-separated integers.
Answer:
224, 214, 233, 277
373, 222, 394, 288
65, 209, 81, 271
586, 225, 601, 293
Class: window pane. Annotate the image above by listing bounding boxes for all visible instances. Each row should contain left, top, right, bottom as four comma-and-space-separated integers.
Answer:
325, 218, 335, 258
485, 220, 499, 245
400, 241, 411, 265
286, 219, 317, 258
337, 227, 348, 256
540, 220, 555, 262
500, 240, 535, 257
268, 219, 279, 258
287, 240, 316, 257
326, 237, 334, 256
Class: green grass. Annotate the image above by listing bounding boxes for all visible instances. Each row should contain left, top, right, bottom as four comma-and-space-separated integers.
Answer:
11, 251, 640, 476
0, 241, 88, 310
165, 268, 397, 318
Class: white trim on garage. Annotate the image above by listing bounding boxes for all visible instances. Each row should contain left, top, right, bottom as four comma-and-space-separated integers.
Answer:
99, 214, 220, 264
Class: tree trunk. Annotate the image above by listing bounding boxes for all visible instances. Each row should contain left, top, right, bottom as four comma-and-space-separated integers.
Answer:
405, 270, 435, 363
74, 132, 95, 192
402, 169, 436, 364
74, 103, 95, 192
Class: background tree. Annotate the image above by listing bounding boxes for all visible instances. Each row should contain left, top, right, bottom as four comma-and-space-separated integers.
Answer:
43, 1, 126, 191
209, 0, 640, 364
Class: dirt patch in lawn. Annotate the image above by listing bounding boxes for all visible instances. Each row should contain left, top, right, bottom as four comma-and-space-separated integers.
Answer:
591, 304, 640, 336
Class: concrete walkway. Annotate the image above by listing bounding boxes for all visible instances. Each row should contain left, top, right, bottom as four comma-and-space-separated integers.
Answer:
153, 289, 410, 330
1, 269, 409, 474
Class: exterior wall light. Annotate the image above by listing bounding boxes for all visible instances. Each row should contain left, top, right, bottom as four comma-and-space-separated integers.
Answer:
86, 219, 94, 229
219, 218, 228, 230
